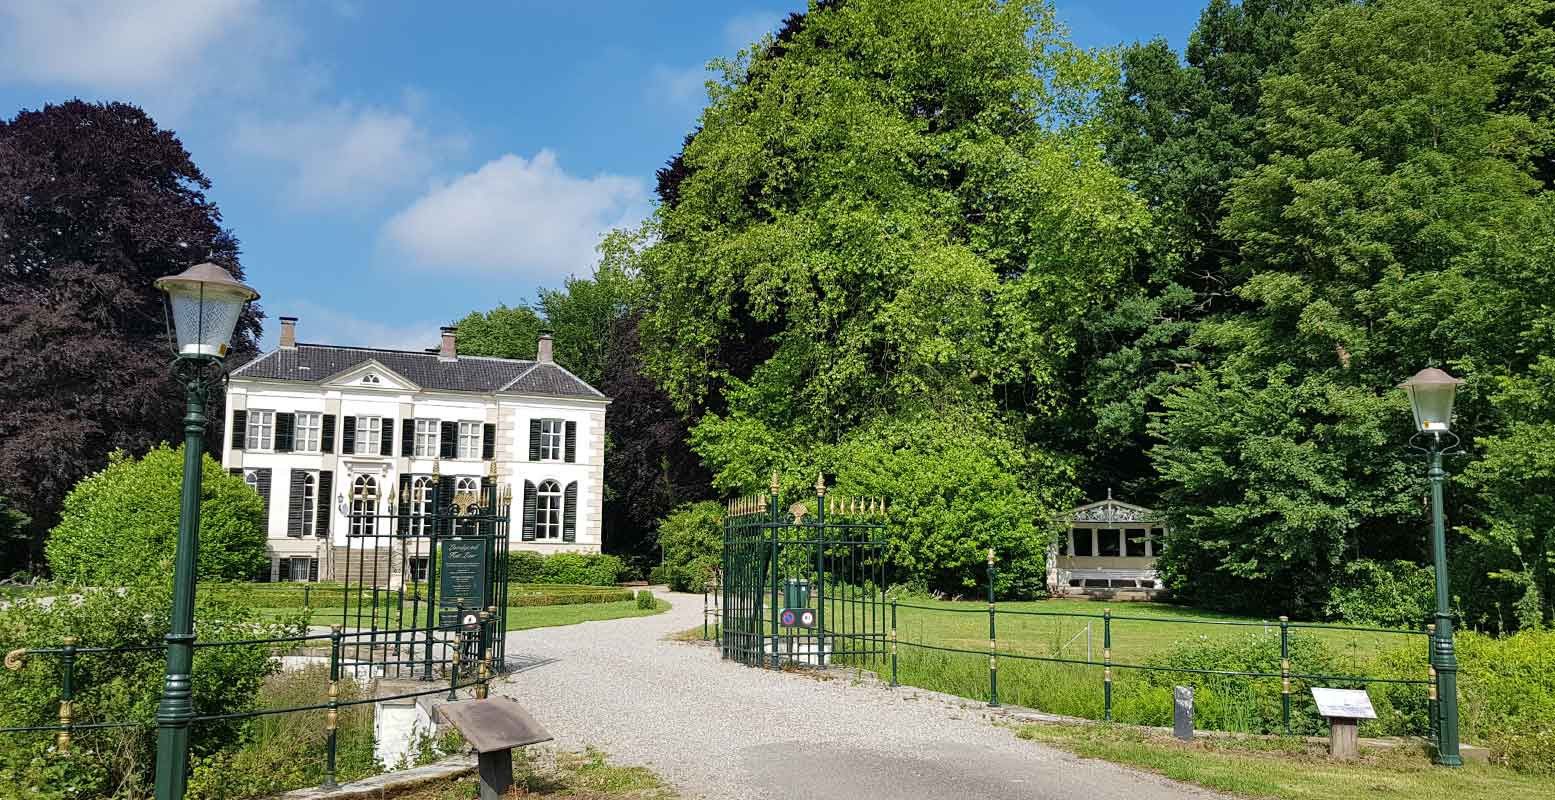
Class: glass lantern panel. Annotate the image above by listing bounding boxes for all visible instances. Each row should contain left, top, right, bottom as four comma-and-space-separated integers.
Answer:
1408, 383, 1456, 432
168, 287, 245, 357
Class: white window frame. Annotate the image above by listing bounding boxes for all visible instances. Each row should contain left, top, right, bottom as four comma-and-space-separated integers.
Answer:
409, 557, 430, 582
301, 471, 318, 537
294, 412, 322, 453
354, 416, 382, 456
539, 419, 564, 462
350, 475, 378, 536
245, 410, 274, 451
457, 421, 482, 460
288, 558, 314, 582
409, 476, 433, 536
536, 479, 562, 540
413, 419, 439, 458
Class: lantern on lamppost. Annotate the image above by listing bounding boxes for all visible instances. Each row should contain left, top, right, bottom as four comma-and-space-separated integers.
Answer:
1398, 366, 1465, 767
152, 263, 259, 800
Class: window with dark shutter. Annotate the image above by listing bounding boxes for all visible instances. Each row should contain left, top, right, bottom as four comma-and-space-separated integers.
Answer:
275, 412, 296, 452
482, 423, 496, 460
254, 468, 272, 521
437, 475, 456, 535
308, 558, 319, 582
231, 410, 248, 450
528, 419, 541, 461
278, 558, 292, 583
440, 421, 457, 459
322, 414, 336, 453
398, 474, 412, 520
380, 419, 394, 457
341, 416, 356, 454
562, 481, 577, 543
522, 480, 537, 541
316, 471, 333, 536
564, 421, 576, 463
401, 419, 415, 459
287, 469, 307, 537
229, 467, 242, 477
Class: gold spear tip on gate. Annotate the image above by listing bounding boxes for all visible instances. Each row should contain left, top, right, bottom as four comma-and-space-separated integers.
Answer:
815, 473, 827, 496
770, 470, 781, 495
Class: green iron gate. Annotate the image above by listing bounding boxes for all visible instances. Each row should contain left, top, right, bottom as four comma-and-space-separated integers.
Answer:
721, 473, 889, 670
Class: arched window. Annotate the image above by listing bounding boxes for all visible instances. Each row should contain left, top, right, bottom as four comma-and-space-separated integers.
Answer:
243, 470, 260, 492
351, 475, 377, 536
454, 477, 481, 534
536, 479, 562, 540
362, 373, 381, 385
301, 472, 318, 537
409, 476, 433, 536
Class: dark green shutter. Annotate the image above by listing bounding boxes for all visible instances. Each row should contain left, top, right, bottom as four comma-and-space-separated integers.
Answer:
437, 475, 456, 535
480, 476, 495, 536
440, 421, 457, 459
521, 480, 537, 541
308, 558, 319, 582
562, 481, 577, 543
341, 416, 357, 454
228, 467, 242, 477
255, 561, 272, 583
482, 423, 496, 460
316, 470, 333, 536
286, 469, 307, 537
564, 421, 576, 463
380, 419, 394, 457
528, 419, 541, 460
402, 419, 416, 458
254, 468, 272, 521
321, 414, 336, 453
275, 412, 295, 452
278, 558, 292, 583
398, 473, 412, 519
231, 410, 247, 450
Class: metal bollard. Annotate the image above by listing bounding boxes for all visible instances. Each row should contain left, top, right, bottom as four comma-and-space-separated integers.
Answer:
1280, 616, 1292, 734
1103, 608, 1113, 722
987, 549, 999, 708
323, 625, 342, 790
1427, 623, 1439, 746
57, 636, 78, 754
890, 599, 899, 687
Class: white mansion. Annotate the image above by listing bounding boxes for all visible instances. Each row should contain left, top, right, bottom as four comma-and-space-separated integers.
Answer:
223, 317, 607, 582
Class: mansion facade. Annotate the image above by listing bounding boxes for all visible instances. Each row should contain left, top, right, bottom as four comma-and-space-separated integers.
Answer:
223, 318, 607, 582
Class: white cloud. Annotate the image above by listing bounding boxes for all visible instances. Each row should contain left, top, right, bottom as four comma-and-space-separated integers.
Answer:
383, 151, 647, 281
649, 64, 709, 108
233, 102, 466, 207
0, 0, 298, 112
265, 301, 441, 353
724, 10, 782, 50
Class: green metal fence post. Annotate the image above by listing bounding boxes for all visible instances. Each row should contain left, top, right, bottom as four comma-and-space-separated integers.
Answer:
57, 635, 78, 754
1280, 615, 1291, 734
769, 472, 781, 670
988, 548, 999, 708
322, 625, 342, 790
1103, 607, 1113, 722
890, 599, 899, 687
448, 606, 465, 700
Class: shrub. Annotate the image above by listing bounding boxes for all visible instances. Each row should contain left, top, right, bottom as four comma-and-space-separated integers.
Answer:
1325, 559, 1434, 628
636, 589, 656, 610
47, 445, 267, 585
506, 551, 545, 583
648, 565, 675, 586
0, 582, 302, 799
657, 502, 722, 592
512, 586, 633, 606
1453, 628, 1555, 773
536, 552, 626, 586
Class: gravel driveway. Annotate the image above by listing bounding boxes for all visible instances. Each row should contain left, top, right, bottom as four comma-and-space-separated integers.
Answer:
495, 591, 1223, 800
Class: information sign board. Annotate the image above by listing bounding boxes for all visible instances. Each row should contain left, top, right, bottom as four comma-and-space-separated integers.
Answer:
1310, 688, 1376, 720
439, 538, 489, 627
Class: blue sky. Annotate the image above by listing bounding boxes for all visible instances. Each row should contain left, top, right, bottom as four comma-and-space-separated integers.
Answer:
0, 1, 1200, 351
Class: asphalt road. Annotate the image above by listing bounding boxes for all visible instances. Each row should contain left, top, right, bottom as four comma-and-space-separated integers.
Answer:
495, 591, 1224, 800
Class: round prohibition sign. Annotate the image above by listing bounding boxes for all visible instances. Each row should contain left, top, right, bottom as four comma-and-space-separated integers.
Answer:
780, 609, 797, 626
799, 609, 816, 627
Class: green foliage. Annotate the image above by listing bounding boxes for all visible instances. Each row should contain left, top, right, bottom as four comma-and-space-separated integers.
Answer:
656, 501, 722, 593
636, 589, 656, 610
507, 550, 546, 583
0, 583, 302, 799
46, 445, 267, 585
512, 585, 634, 607
1324, 559, 1435, 628
453, 304, 543, 360
534, 552, 626, 586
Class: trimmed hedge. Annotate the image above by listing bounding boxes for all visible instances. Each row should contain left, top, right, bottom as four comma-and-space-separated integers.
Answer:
506, 551, 626, 586
202, 581, 630, 609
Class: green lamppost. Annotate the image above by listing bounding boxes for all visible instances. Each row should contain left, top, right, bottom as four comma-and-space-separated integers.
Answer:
1398, 366, 1465, 767
152, 263, 260, 800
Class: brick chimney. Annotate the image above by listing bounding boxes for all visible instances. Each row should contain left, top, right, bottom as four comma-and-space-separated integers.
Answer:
439, 326, 457, 360
279, 316, 298, 349
537, 331, 554, 364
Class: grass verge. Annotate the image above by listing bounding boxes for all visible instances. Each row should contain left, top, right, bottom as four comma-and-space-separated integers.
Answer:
251, 597, 669, 630
1016, 723, 1547, 800
393, 748, 675, 799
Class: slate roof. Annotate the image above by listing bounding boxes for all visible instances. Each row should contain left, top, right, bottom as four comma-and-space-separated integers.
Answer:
232, 343, 607, 400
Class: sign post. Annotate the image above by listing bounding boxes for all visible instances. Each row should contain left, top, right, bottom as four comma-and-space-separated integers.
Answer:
1311, 688, 1377, 761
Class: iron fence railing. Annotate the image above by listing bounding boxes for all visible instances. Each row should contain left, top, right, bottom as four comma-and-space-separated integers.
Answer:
0, 612, 502, 792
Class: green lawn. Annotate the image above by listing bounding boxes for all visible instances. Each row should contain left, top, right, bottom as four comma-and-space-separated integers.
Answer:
1017, 723, 1547, 800
253, 597, 668, 631
396, 748, 675, 800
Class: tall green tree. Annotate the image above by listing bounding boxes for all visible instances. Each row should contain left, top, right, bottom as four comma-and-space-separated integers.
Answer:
453, 304, 544, 360
638, 0, 1146, 593
0, 101, 260, 574
1150, 0, 1555, 617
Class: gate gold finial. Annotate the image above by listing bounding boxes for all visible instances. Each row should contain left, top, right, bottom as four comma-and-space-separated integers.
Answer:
815, 473, 827, 496
770, 470, 781, 496
3, 648, 24, 671
757, 494, 767, 512
432, 459, 442, 479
